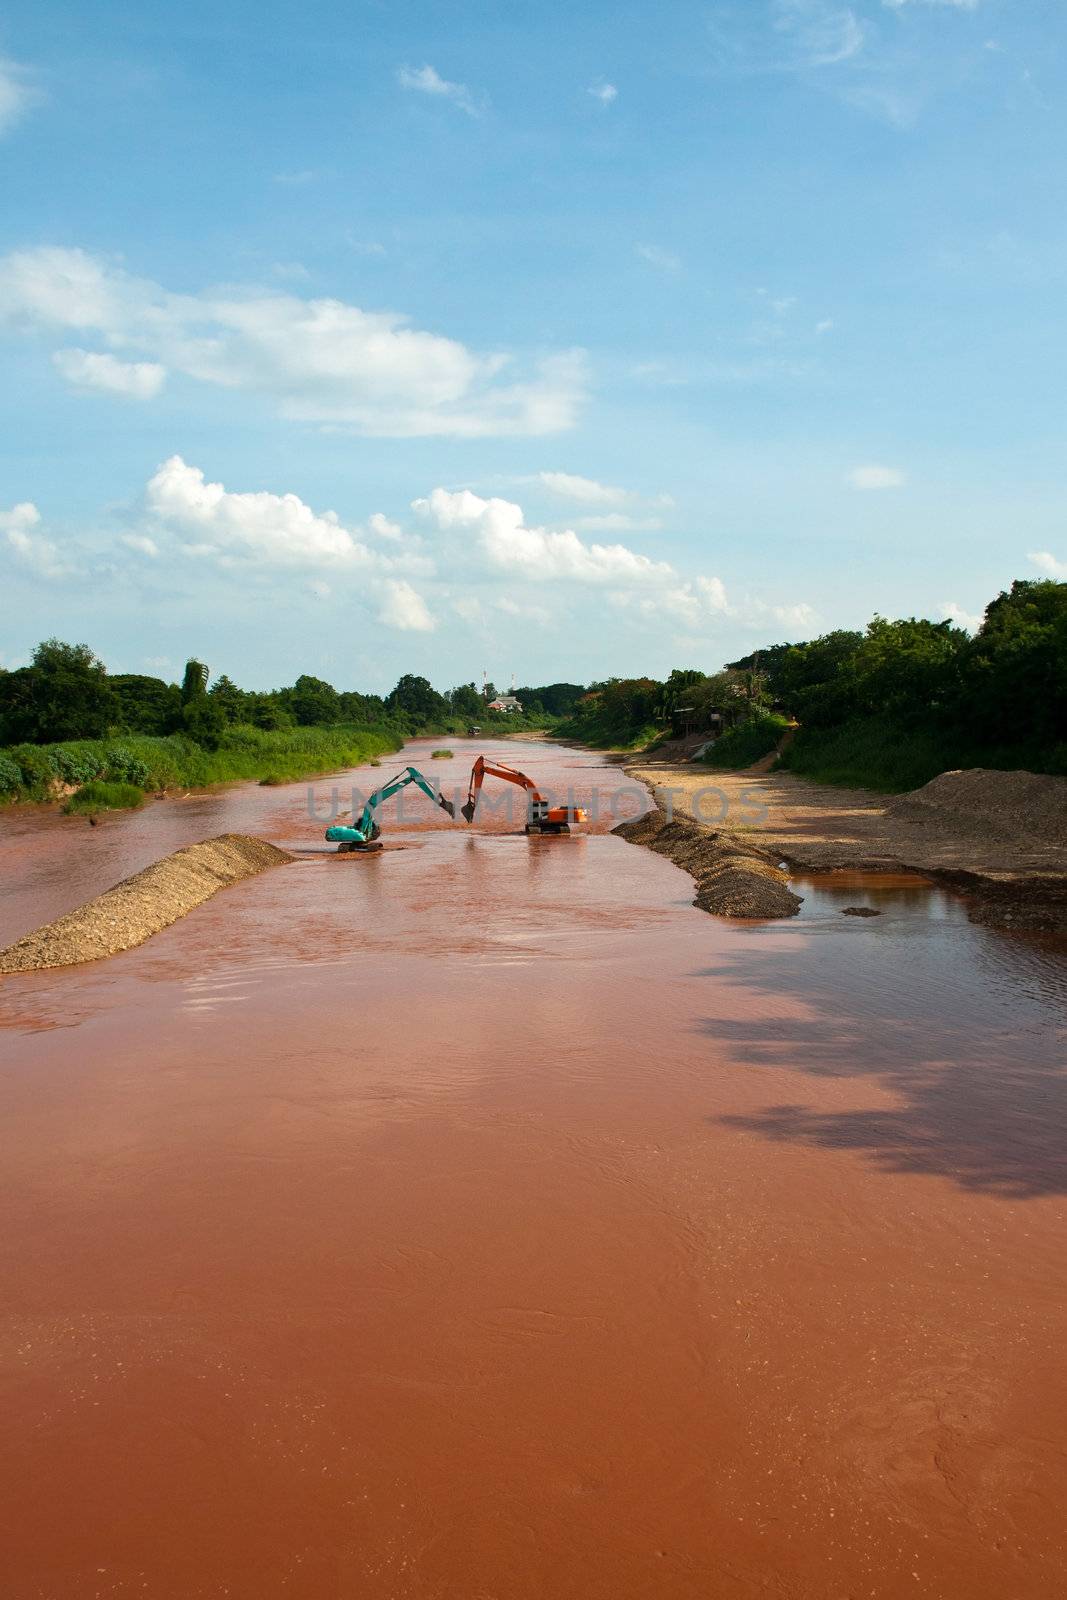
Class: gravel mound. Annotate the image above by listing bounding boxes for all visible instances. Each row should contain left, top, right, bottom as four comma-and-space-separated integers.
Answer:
887, 769, 1067, 848
0, 834, 292, 974
616, 808, 802, 919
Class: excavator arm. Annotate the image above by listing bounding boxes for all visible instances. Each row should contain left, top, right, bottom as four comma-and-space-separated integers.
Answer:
326, 765, 454, 848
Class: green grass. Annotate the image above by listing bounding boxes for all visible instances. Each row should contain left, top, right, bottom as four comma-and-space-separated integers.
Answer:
63, 780, 145, 813
431, 749, 454, 759
701, 714, 790, 770
779, 721, 944, 792
1, 722, 404, 803
778, 717, 1067, 792
555, 715, 661, 750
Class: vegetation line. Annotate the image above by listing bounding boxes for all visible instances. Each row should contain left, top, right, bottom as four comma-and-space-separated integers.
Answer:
1, 577, 1062, 805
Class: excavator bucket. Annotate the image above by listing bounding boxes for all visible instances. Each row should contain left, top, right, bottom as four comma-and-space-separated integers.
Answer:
438, 795, 456, 818
460, 798, 476, 823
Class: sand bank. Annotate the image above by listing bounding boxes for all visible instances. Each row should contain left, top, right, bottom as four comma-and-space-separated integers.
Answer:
0, 833, 292, 973
625, 760, 1067, 933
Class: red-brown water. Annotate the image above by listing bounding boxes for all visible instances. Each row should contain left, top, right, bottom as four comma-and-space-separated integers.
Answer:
2, 739, 1066, 1599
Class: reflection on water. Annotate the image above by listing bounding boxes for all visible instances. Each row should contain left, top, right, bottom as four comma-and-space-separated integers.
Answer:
1, 741, 1066, 1599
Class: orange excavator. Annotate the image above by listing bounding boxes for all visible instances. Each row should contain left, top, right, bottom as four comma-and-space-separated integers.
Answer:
460, 756, 588, 835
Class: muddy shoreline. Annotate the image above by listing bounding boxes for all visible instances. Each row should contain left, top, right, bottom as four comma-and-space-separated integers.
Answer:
622, 758, 1067, 935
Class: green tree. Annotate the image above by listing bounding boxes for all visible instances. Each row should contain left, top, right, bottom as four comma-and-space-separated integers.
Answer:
286, 674, 341, 726
962, 580, 1067, 749
515, 682, 585, 716
777, 630, 865, 727
448, 682, 484, 719
110, 673, 182, 735
181, 659, 210, 705
659, 668, 707, 723
208, 674, 246, 723
338, 689, 387, 723
181, 696, 226, 749
385, 674, 449, 725
725, 643, 799, 699
850, 617, 967, 724
0, 639, 118, 744
245, 693, 294, 731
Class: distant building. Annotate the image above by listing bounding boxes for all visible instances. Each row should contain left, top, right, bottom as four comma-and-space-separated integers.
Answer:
487, 695, 523, 714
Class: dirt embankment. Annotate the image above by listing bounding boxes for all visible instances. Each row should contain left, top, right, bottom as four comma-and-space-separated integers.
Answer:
0, 834, 292, 974
615, 807, 803, 919
624, 760, 1067, 934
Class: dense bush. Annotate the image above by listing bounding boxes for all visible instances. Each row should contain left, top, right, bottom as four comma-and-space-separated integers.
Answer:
52, 746, 104, 785
104, 747, 150, 787
701, 714, 790, 770
11, 745, 59, 793
0, 753, 22, 795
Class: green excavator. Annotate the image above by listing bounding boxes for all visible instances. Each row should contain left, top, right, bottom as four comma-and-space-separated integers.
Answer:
326, 764, 455, 852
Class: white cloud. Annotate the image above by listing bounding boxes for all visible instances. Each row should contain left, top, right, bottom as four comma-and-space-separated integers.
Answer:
397, 64, 479, 115
53, 347, 166, 399
137, 458, 436, 630
0, 56, 40, 135
1029, 550, 1067, 580
773, 1, 865, 67
588, 82, 618, 105
770, 600, 819, 629
1, 500, 76, 579
144, 456, 384, 569
495, 596, 555, 626
368, 512, 405, 541
121, 533, 160, 557
413, 485, 812, 633
815, 318, 834, 334
846, 464, 906, 490
414, 487, 678, 586
0, 246, 587, 437
636, 243, 681, 274
378, 578, 435, 631
0, 501, 40, 535
538, 471, 630, 506
940, 600, 982, 633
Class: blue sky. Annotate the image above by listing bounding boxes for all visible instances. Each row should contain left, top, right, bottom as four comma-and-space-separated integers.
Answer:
1, 0, 1065, 693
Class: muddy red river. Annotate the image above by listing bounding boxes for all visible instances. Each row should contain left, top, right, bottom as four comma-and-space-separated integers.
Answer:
1, 739, 1065, 1599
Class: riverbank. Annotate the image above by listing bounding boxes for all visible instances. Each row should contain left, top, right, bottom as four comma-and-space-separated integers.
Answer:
624, 757, 1067, 935
0, 723, 404, 805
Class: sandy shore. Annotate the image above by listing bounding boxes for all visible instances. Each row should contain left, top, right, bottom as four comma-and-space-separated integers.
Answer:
623, 755, 1067, 934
